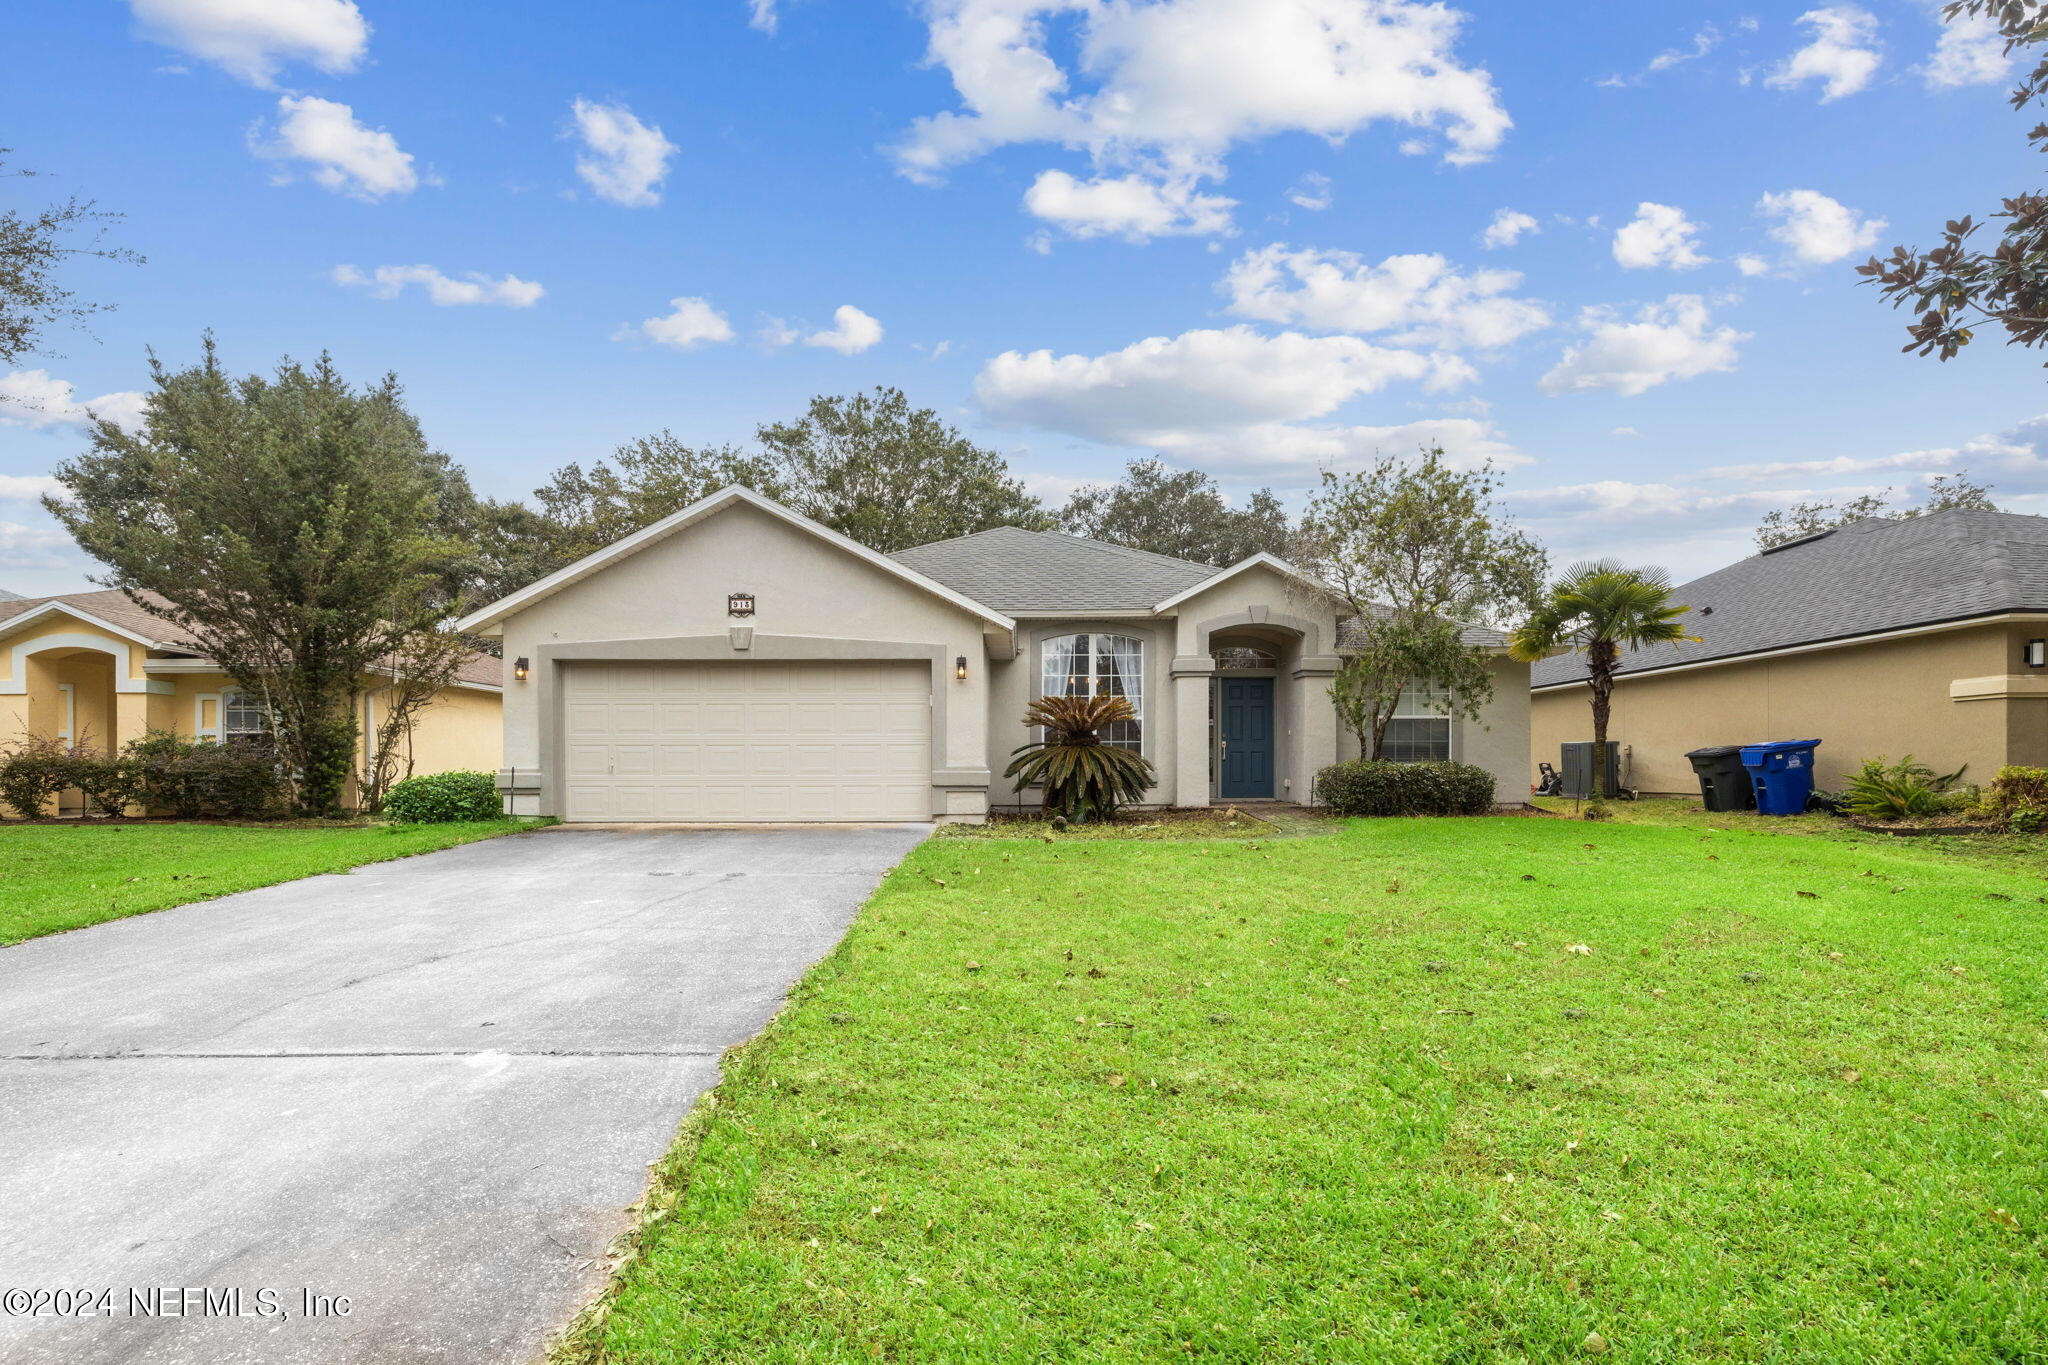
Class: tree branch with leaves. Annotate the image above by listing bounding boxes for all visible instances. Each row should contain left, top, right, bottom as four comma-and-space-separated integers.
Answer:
1296, 447, 1548, 759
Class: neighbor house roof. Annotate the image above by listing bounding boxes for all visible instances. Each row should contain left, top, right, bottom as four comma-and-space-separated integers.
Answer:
0, 588, 20, 601
1337, 610, 1509, 652
0, 589, 502, 689
1530, 509, 2048, 689
890, 526, 1222, 613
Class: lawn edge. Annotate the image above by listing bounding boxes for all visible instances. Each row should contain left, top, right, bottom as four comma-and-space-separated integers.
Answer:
0, 817, 553, 948
546, 870, 886, 1365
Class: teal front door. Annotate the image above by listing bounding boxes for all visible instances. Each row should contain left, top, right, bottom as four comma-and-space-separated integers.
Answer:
1219, 678, 1274, 799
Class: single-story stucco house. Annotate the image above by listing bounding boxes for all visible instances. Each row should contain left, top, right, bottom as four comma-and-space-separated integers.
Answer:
455, 485, 1533, 824
0, 589, 503, 811
1530, 509, 2048, 795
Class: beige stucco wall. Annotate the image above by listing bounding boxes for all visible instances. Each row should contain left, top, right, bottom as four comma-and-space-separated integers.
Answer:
1529, 622, 2029, 795
373, 684, 504, 778
494, 499, 993, 821
987, 617, 1177, 810
1330, 653, 1534, 806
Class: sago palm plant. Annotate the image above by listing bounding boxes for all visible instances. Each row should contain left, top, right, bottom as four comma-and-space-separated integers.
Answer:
1509, 560, 1696, 818
1005, 694, 1156, 823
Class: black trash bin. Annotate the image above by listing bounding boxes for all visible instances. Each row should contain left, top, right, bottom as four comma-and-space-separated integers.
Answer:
1685, 745, 1754, 812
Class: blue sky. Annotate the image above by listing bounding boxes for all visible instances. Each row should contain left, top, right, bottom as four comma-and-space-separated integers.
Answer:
4, 0, 2045, 598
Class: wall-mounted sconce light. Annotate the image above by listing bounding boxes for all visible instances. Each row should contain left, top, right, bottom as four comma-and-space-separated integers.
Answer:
513, 657, 530, 682
955, 655, 969, 681
2027, 639, 2046, 669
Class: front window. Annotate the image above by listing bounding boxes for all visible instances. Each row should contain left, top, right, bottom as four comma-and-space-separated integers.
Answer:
1381, 681, 1450, 762
1041, 633, 1143, 750
221, 689, 273, 740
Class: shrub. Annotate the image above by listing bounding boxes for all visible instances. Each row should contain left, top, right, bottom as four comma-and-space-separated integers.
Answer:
384, 770, 501, 824
65, 742, 146, 816
1841, 755, 1968, 821
1313, 759, 1497, 817
1004, 695, 1156, 824
115, 729, 287, 820
0, 734, 82, 819
1985, 765, 2048, 832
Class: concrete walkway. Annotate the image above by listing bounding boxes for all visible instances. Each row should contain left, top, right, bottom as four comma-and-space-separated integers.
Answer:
0, 823, 928, 1364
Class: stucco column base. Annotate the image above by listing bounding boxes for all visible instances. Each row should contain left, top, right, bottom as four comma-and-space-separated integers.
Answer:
1171, 667, 1213, 807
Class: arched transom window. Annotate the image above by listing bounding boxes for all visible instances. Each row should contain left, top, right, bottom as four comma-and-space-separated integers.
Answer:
1041, 633, 1143, 750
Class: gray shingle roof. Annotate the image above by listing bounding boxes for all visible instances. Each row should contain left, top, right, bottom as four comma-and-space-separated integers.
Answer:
891, 526, 1218, 613
1530, 509, 2048, 688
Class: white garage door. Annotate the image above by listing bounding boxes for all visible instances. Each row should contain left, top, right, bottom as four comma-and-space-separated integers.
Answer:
561, 661, 931, 823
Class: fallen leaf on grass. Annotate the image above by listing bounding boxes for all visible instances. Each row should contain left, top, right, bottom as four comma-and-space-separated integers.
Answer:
1796, 890, 1819, 899
1584, 1331, 1610, 1354
1520, 873, 1536, 881
1086, 967, 1106, 979
1841, 1068, 1861, 1083
1988, 1208, 2021, 1231
1565, 943, 1592, 956
964, 961, 982, 972
1106, 1073, 1127, 1088
1436, 1008, 1474, 1016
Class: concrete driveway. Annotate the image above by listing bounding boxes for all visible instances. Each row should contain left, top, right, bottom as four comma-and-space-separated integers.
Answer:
0, 823, 928, 1364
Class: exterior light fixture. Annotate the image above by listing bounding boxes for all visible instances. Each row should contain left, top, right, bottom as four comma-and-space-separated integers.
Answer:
955, 655, 969, 681
2028, 639, 2047, 669
513, 657, 530, 682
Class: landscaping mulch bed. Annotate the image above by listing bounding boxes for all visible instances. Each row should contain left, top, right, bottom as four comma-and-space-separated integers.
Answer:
1849, 819, 2009, 837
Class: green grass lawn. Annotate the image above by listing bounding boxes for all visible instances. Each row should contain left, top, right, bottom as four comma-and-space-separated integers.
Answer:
578, 814, 2048, 1363
0, 818, 535, 945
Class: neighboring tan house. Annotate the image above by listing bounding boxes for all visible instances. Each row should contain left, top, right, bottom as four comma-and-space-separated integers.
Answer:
1530, 509, 2048, 795
0, 589, 503, 811
455, 485, 1533, 825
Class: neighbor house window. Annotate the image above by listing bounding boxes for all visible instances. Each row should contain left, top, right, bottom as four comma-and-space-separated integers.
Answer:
220, 689, 273, 740
1380, 681, 1451, 763
1041, 633, 1143, 750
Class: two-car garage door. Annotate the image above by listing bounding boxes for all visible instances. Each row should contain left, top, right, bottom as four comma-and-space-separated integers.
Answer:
561, 661, 931, 823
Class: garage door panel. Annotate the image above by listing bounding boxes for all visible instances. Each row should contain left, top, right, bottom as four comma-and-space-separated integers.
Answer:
562, 661, 931, 823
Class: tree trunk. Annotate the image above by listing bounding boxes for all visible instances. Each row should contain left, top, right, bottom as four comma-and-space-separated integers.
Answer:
1586, 638, 1617, 808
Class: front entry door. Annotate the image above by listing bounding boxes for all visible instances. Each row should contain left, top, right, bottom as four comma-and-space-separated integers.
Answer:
1219, 678, 1274, 800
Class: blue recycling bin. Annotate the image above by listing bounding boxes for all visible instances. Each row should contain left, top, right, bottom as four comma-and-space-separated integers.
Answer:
1739, 740, 1822, 815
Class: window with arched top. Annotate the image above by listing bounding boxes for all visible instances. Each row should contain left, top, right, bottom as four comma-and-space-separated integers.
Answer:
1041, 633, 1143, 750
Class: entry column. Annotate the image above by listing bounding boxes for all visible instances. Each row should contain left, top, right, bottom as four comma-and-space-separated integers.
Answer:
1170, 655, 1214, 807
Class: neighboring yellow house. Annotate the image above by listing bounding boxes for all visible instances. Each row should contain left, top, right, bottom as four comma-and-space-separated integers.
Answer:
0, 589, 502, 812
1530, 510, 2048, 796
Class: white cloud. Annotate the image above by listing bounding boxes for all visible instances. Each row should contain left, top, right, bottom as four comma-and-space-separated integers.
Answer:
1610, 426, 1640, 436
1612, 202, 1708, 270
1735, 253, 1771, 276
748, 0, 778, 34
1539, 294, 1749, 397
1648, 23, 1726, 72
332, 264, 543, 308
757, 315, 801, 348
128, 0, 368, 87
616, 297, 735, 350
569, 98, 678, 208
1508, 411, 2048, 579
1023, 170, 1236, 241
1756, 188, 1885, 265
1288, 172, 1332, 212
1219, 244, 1550, 350
0, 370, 148, 432
251, 95, 418, 200
1767, 7, 1882, 102
0, 520, 76, 573
1480, 208, 1539, 249
894, 0, 1510, 241
805, 305, 885, 355
1925, 13, 2009, 88
0, 474, 65, 501
972, 325, 1509, 476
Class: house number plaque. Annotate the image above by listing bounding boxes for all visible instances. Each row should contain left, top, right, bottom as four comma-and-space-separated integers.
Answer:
727, 592, 756, 617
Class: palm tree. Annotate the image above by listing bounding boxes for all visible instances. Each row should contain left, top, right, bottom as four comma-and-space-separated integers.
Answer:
1005, 694, 1156, 823
1509, 561, 1696, 817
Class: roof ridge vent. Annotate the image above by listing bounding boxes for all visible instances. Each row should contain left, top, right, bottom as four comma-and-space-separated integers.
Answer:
1760, 527, 1836, 555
